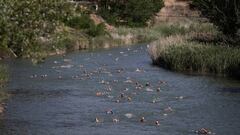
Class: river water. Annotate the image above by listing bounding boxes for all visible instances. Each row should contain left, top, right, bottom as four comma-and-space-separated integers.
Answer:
1, 45, 240, 135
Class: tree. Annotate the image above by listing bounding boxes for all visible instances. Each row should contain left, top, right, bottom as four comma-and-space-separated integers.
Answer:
97, 0, 164, 27
0, 0, 73, 57
192, 0, 240, 39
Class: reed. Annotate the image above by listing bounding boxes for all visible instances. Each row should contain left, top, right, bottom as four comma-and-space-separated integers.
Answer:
149, 36, 240, 77
148, 21, 240, 77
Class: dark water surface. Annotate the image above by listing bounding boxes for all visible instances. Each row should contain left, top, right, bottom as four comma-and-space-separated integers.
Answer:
1, 45, 240, 135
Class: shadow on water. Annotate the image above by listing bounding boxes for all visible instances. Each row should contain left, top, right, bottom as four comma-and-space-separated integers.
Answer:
221, 87, 240, 93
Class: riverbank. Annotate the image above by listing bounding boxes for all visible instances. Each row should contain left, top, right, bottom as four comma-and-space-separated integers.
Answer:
24, 25, 148, 63
0, 64, 8, 114
148, 21, 240, 78
18, 21, 170, 63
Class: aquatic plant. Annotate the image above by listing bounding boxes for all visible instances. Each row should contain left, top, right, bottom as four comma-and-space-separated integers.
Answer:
148, 21, 240, 77
149, 35, 240, 77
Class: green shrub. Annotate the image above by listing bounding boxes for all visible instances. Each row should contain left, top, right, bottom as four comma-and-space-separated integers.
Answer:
64, 13, 106, 37
192, 0, 240, 44
87, 23, 106, 37
0, 0, 74, 57
155, 24, 188, 37
98, 0, 164, 27
64, 14, 94, 30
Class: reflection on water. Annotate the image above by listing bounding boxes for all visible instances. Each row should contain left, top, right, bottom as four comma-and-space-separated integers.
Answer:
0, 45, 240, 135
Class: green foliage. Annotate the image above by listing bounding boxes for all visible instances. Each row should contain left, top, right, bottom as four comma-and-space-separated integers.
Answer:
155, 25, 188, 37
192, 0, 240, 40
65, 14, 94, 30
115, 21, 218, 44
87, 23, 106, 37
149, 21, 240, 77
160, 43, 240, 76
0, 0, 74, 57
64, 14, 106, 37
98, 0, 164, 27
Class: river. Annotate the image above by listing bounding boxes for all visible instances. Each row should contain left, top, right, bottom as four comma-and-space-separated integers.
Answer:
1, 44, 240, 135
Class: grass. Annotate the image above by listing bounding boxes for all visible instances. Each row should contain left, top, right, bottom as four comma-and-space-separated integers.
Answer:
113, 21, 218, 43
151, 40, 240, 76
148, 21, 240, 78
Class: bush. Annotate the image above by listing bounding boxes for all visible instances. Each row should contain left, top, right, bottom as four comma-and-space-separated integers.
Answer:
98, 0, 164, 27
87, 23, 106, 37
64, 13, 106, 37
0, 0, 74, 57
64, 14, 94, 30
192, 0, 240, 42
